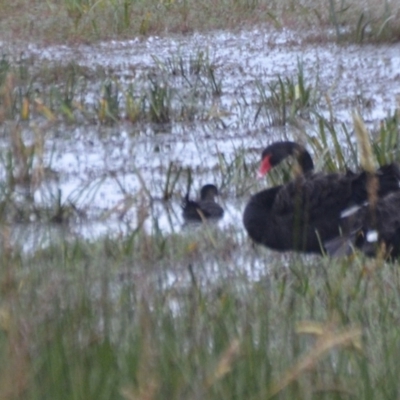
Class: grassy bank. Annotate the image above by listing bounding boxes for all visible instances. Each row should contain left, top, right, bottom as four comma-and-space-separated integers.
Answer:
1, 231, 400, 399
0, 0, 400, 44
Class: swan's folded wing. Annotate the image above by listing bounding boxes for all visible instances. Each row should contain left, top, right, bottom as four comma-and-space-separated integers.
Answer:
350, 163, 400, 205
377, 163, 400, 196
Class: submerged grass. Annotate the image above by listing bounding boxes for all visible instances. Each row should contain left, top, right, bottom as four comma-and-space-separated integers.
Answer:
0, 51, 221, 126
255, 61, 318, 127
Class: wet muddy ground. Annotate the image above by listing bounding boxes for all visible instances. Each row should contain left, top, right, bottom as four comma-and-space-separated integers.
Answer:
1, 27, 400, 251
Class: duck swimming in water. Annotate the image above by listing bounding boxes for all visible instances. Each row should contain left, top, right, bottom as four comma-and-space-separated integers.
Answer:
182, 184, 224, 222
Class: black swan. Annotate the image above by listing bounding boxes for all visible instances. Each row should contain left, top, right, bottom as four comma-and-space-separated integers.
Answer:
182, 184, 224, 221
243, 141, 400, 254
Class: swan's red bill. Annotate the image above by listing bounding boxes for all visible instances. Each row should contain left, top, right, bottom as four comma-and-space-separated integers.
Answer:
258, 155, 272, 178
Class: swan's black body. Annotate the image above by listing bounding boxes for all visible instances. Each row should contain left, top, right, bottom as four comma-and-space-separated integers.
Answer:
243, 141, 400, 254
182, 184, 224, 221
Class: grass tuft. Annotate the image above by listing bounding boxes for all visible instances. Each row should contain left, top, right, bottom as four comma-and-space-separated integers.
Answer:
255, 61, 318, 127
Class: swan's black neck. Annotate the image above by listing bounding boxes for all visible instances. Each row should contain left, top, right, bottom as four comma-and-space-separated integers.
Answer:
262, 141, 314, 174
296, 147, 314, 174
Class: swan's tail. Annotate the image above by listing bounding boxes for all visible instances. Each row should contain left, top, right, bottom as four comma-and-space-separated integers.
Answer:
324, 231, 359, 257
324, 228, 381, 257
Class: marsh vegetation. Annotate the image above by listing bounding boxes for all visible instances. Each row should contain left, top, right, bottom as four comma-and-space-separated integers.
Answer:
1, 1, 400, 399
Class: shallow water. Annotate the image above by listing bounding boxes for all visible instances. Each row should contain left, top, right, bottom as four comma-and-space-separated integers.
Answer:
1, 27, 400, 252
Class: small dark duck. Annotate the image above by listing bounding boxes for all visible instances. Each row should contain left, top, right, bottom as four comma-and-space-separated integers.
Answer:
182, 184, 224, 221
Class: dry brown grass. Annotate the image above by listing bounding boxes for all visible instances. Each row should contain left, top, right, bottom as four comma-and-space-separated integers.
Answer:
0, 0, 399, 44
